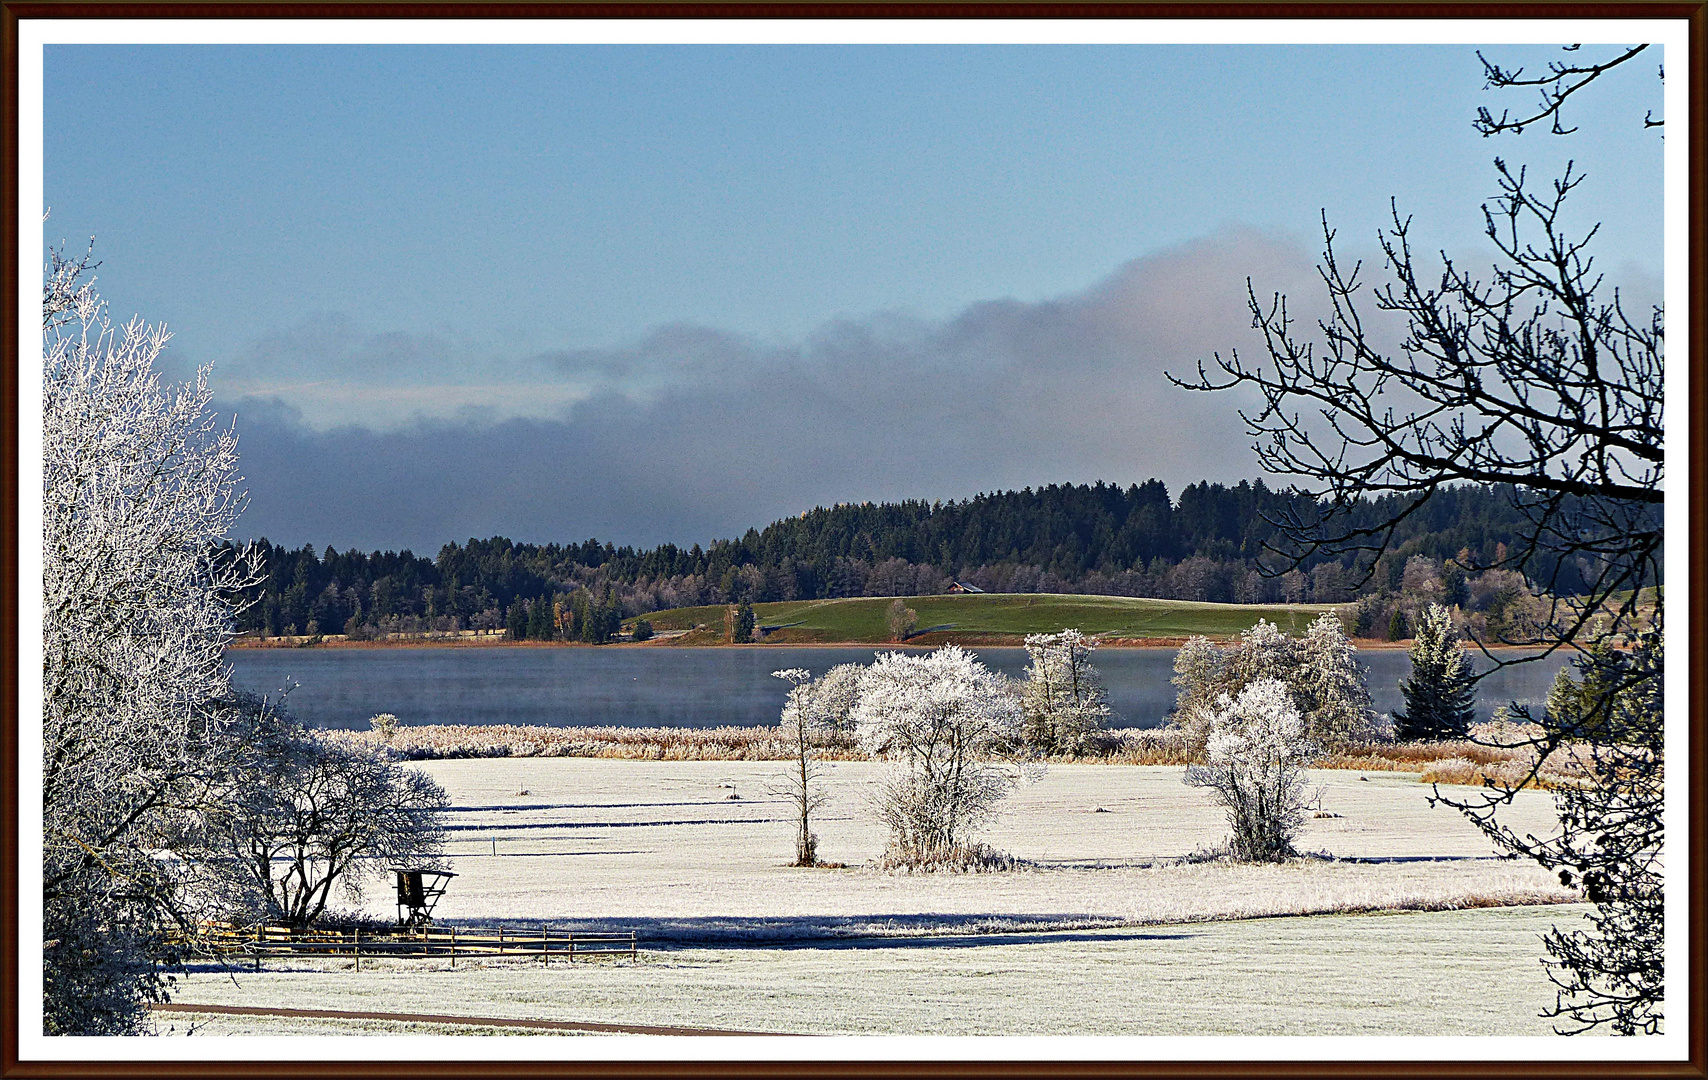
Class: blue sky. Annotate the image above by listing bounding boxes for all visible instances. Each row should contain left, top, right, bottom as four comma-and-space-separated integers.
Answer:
43, 42, 1665, 552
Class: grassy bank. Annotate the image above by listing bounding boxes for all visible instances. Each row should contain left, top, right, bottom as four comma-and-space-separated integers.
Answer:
632, 592, 1349, 645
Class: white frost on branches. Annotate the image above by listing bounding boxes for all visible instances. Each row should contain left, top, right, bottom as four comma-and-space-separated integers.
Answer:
1171, 615, 1386, 754
853, 646, 1024, 868
41, 238, 261, 1033
1183, 679, 1317, 862
771, 668, 831, 865
1020, 628, 1111, 755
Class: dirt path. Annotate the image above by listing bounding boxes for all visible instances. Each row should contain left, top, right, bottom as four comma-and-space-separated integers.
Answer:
150, 1001, 787, 1036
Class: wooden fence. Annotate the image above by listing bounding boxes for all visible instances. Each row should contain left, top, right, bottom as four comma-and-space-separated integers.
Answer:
184, 923, 637, 970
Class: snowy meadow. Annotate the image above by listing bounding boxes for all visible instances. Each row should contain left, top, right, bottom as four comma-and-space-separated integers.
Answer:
163, 756, 1589, 1036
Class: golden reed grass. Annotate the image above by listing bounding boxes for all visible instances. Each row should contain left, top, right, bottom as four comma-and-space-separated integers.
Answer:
322, 723, 1583, 789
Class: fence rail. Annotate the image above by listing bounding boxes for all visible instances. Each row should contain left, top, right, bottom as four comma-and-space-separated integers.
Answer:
182, 923, 637, 970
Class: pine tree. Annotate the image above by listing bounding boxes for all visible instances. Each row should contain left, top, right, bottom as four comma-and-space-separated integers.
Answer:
733, 600, 756, 643
1394, 604, 1477, 740
526, 597, 552, 640
1387, 606, 1409, 641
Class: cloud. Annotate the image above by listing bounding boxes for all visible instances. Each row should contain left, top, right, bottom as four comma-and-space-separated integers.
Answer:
227, 226, 1326, 552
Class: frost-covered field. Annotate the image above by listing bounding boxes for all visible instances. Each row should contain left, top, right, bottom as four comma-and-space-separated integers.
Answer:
167, 904, 1583, 1036
169, 759, 1586, 1035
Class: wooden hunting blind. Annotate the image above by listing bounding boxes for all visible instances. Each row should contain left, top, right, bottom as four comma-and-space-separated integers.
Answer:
392, 868, 456, 926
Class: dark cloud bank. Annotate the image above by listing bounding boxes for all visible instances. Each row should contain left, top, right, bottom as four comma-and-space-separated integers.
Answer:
229, 228, 1326, 554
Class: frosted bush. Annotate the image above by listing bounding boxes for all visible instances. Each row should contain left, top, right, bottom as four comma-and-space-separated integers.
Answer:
853, 646, 1025, 867
1184, 679, 1316, 862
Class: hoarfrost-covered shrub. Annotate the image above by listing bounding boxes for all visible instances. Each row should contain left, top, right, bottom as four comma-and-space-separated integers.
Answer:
854, 646, 1025, 868
1294, 612, 1387, 750
1171, 616, 1383, 756
1183, 679, 1316, 862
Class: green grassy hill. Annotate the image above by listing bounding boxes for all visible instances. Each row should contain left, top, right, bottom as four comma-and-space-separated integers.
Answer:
629, 593, 1350, 645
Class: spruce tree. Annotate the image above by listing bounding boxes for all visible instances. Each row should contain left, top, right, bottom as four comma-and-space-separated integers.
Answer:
1387, 606, 1409, 641
526, 597, 552, 640
1394, 604, 1476, 740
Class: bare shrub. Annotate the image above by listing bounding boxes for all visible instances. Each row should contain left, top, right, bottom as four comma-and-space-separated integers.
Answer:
368, 712, 401, 743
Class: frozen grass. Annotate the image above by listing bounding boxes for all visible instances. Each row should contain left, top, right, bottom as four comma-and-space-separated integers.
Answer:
327, 723, 1582, 790
164, 905, 1590, 1036
158, 1012, 573, 1037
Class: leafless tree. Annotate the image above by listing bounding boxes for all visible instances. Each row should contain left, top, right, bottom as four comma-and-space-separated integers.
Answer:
853, 647, 1026, 868
203, 717, 449, 929
1474, 44, 1662, 136
1169, 50, 1664, 1032
1019, 629, 1111, 755
770, 669, 832, 866
1183, 679, 1317, 862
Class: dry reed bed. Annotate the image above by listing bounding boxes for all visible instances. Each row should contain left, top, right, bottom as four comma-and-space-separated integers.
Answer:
323, 723, 1585, 788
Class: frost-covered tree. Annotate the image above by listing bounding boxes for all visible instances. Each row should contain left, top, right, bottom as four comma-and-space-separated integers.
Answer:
853, 646, 1024, 867
1395, 604, 1477, 740
201, 716, 449, 928
1183, 679, 1316, 861
1175, 618, 1373, 755
770, 669, 831, 866
1224, 618, 1297, 688
1172, 619, 1337, 754
42, 238, 262, 1033
808, 663, 865, 734
1293, 612, 1389, 750
1170, 635, 1225, 741
1173, 47, 1664, 1032
1020, 629, 1110, 755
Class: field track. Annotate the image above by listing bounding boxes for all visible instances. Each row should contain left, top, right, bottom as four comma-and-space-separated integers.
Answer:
149, 1001, 784, 1036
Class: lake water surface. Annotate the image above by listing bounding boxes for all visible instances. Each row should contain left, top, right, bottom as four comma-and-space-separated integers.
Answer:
227, 645, 1570, 732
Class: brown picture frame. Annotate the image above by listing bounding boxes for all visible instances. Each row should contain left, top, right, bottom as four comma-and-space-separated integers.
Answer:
3, 4, 1704, 1076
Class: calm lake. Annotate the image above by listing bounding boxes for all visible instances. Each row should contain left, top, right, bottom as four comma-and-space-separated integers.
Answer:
227, 645, 1571, 732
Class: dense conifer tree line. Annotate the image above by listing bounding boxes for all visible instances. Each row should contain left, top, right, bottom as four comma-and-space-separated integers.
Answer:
228, 479, 1622, 638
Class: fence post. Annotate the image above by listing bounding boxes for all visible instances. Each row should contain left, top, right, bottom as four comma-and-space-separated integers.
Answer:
568, 933, 575, 964
630, 931, 636, 962
254, 925, 262, 973
541, 925, 548, 968
450, 925, 456, 970
354, 928, 361, 973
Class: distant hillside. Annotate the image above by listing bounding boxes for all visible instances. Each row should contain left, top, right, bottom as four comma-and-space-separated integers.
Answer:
227, 478, 1596, 641
632, 593, 1349, 646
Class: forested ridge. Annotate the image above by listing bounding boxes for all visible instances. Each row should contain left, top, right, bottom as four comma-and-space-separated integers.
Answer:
228, 478, 1617, 641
